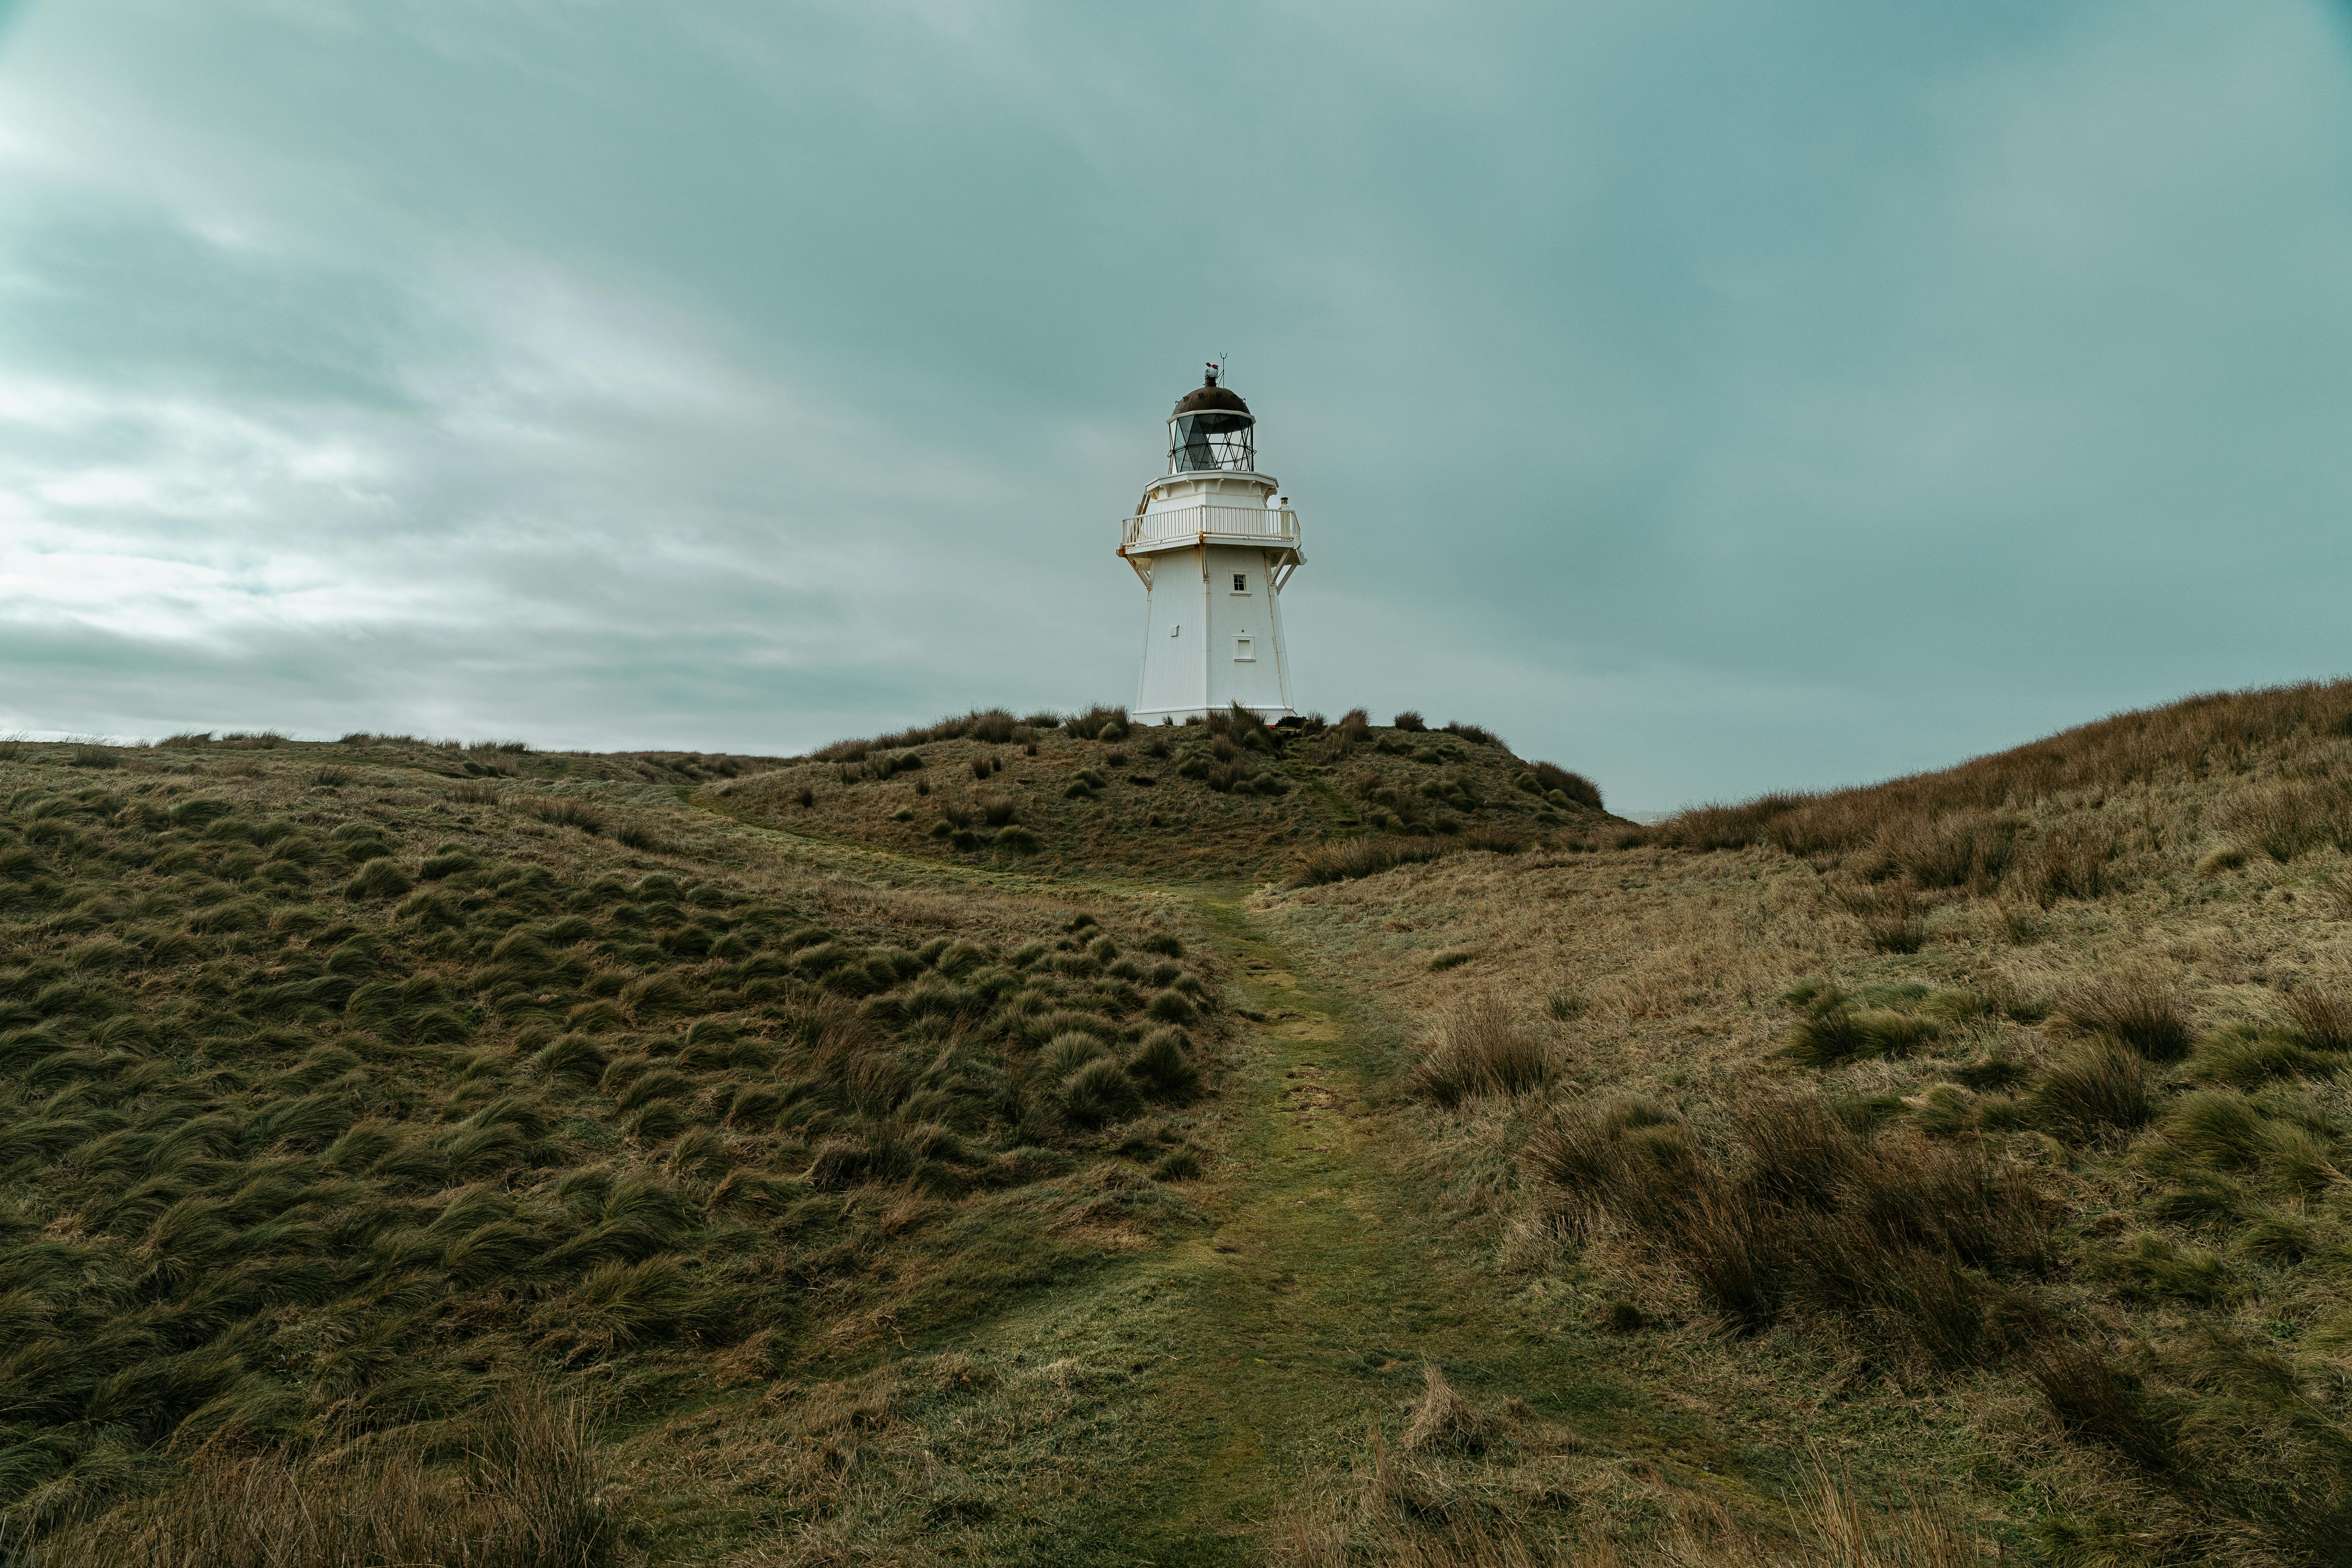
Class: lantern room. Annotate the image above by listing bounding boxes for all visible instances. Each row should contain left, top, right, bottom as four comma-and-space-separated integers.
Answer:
1168, 364, 1256, 474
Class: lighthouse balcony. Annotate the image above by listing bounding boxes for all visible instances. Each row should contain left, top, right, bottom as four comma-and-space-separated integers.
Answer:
1119, 504, 1300, 552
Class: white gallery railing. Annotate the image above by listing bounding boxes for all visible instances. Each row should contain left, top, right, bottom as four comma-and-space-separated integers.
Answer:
1120, 505, 1299, 549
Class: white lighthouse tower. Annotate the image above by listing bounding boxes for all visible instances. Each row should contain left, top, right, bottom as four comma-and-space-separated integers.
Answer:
1119, 365, 1305, 724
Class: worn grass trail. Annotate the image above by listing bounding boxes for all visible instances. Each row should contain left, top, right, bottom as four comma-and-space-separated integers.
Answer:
681, 810, 1706, 1564
967, 888, 1681, 1565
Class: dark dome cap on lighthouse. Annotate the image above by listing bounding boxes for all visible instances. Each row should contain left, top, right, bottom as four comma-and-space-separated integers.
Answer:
1173, 362, 1250, 416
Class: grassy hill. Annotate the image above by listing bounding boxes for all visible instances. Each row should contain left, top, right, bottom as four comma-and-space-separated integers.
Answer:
6, 686, 2352, 1566
1252, 679, 2352, 1565
713, 705, 1620, 882
0, 728, 1232, 1564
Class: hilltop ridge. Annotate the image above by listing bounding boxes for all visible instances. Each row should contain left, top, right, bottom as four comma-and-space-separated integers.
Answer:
716, 703, 1622, 882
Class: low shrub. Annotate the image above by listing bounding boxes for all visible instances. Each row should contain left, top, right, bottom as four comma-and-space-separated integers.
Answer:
1392, 711, 1427, 732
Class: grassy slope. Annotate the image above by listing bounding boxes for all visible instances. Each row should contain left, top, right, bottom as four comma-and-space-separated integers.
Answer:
0, 733, 1236, 1560
20, 681, 2351, 1565
1253, 680, 2352, 1565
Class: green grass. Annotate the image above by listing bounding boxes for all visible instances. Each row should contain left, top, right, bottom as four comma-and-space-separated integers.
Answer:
0, 738, 1234, 1554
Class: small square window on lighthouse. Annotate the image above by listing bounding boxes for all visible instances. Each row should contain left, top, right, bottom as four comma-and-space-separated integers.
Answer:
1234, 635, 1255, 663
1232, 573, 1248, 593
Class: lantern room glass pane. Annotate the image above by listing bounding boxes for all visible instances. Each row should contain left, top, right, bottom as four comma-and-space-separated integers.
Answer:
1170, 411, 1255, 473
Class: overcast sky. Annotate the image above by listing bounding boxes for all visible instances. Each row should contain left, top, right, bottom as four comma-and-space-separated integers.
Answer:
4, 2, 2349, 810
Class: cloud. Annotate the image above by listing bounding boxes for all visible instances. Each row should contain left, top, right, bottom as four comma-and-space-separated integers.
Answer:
2, 1, 2349, 807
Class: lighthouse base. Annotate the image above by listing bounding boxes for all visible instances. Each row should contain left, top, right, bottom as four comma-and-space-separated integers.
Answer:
1133, 702, 1297, 727
1132, 542, 1295, 723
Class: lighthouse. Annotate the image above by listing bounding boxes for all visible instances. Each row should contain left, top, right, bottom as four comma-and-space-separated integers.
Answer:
1119, 365, 1305, 724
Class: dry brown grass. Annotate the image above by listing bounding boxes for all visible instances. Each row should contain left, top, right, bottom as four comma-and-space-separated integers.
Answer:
1268, 1447, 1992, 1567
1405, 993, 1558, 1107
2057, 964, 2194, 1060
1256, 677, 2352, 1563
1647, 678, 2352, 865
1400, 1365, 1496, 1454
37, 1385, 615, 1568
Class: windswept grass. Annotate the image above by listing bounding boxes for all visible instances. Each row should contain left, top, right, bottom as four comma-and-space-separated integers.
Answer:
0, 738, 1231, 1553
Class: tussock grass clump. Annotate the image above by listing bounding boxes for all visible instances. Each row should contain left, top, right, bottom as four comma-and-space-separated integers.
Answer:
530, 797, 607, 833
1439, 720, 1503, 749
2024, 1342, 2172, 1472
2284, 984, 2352, 1052
1146, 989, 1199, 1026
1272, 1444, 1992, 1567
1778, 984, 1942, 1067
1285, 836, 1450, 888
1862, 891, 1926, 954
1405, 995, 1554, 1107
2195, 843, 2249, 876
1062, 1056, 1143, 1127
2058, 968, 2192, 1061
345, 856, 414, 900
1126, 1028, 1200, 1101
2185, 1027, 2337, 1088
1063, 704, 1129, 742
2217, 777, 2352, 863
2027, 1042, 2153, 1141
